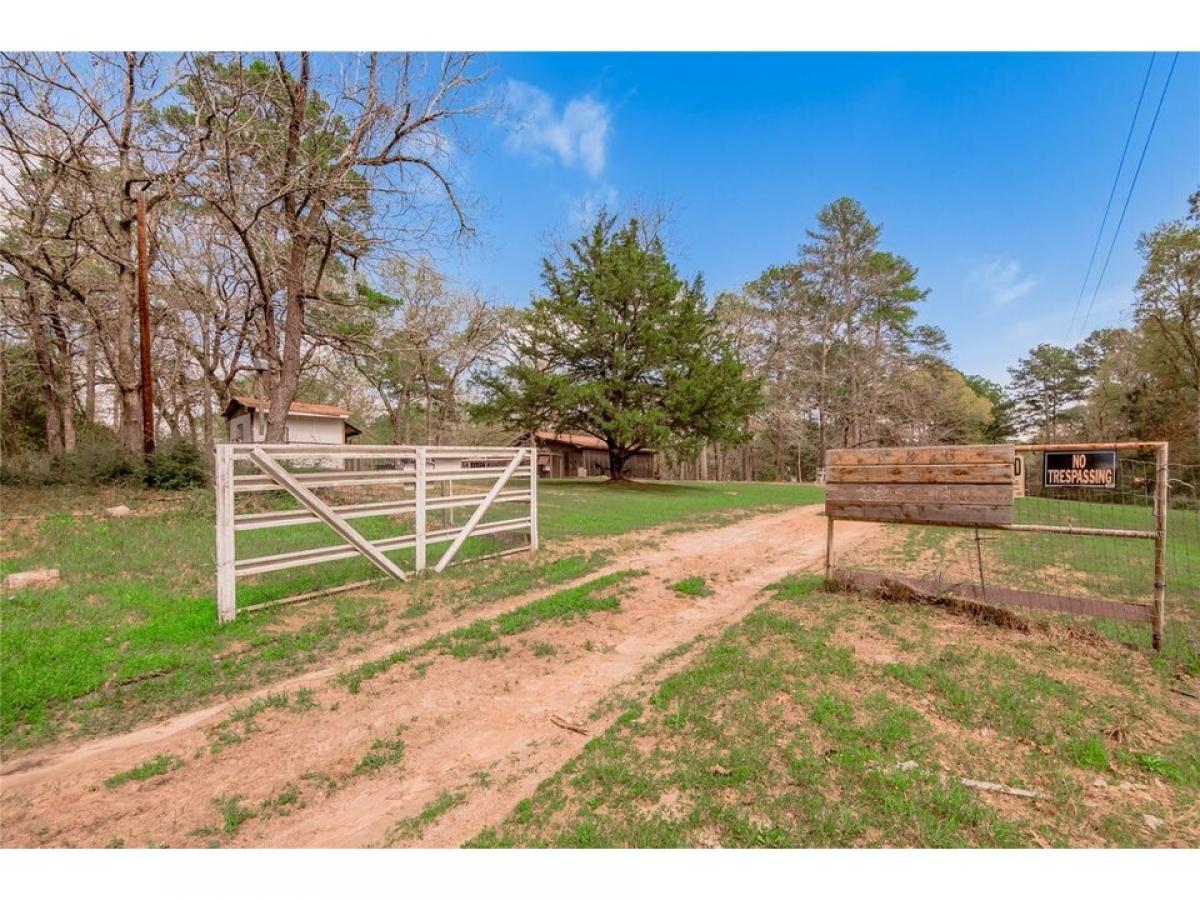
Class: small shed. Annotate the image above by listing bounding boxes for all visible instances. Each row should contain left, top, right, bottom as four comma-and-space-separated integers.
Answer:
221, 396, 363, 445
523, 431, 658, 479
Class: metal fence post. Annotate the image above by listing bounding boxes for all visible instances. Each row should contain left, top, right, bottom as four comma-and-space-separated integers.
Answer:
215, 444, 237, 623
415, 446, 427, 572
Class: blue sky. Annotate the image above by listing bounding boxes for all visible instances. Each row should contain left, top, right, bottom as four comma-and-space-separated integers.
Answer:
440, 52, 1199, 383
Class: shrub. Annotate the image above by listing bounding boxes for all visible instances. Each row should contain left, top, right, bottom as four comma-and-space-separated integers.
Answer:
0, 428, 208, 490
63, 436, 141, 484
143, 437, 209, 490
0, 429, 138, 486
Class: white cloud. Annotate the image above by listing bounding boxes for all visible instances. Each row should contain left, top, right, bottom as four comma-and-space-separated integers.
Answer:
502, 79, 611, 178
965, 257, 1039, 306
570, 184, 619, 229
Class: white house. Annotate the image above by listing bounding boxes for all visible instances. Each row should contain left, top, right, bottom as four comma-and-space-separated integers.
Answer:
221, 396, 363, 445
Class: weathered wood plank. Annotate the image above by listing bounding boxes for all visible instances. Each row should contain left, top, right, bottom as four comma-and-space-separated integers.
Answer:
825, 463, 1013, 485
826, 501, 1013, 526
826, 445, 1014, 467
826, 483, 1013, 505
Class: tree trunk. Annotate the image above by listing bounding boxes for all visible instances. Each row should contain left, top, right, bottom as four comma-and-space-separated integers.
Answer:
48, 300, 75, 451
115, 218, 144, 455
24, 283, 65, 457
607, 446, 629, 481
85, 331, 97, 422
266, 238, 310, 442
202, 390, 215, 451
817, 341, 829, 463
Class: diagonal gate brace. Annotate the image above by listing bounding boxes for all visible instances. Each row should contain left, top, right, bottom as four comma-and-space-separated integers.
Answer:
248, 448, 408, 582
435, 448, 527, 573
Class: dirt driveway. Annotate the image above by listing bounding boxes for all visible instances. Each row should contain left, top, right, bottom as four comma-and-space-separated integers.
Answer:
1, 505, 878, 848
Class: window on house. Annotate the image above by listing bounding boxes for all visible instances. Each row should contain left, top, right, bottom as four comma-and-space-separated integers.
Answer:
236, 423, 245, 442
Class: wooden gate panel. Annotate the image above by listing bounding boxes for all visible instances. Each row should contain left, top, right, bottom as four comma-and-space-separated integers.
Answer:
824, 445, 1015, 526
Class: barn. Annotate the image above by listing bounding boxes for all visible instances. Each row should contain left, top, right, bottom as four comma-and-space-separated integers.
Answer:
524, 431, 658, 479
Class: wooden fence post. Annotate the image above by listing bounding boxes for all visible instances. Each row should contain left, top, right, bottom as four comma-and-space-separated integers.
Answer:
415, 446, 427, 572
529, 438, 539, 552
824, 514, 834, 582
1152, 441, 1169, 651
215, 444, 237, 623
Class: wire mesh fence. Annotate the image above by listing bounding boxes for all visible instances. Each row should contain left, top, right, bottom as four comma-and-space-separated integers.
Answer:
830, 445, 1199, 648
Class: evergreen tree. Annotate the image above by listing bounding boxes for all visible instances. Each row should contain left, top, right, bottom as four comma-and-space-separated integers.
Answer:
471, 213, 762, 480
1007, 344, 1086, 441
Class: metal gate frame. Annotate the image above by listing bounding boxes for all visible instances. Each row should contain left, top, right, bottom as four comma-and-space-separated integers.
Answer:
214, 442, 538, 622
825, 441, 1169, 649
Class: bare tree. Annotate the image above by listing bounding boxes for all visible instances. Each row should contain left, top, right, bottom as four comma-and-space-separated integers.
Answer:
182, 52, 487, 441
1, 51, 213, 453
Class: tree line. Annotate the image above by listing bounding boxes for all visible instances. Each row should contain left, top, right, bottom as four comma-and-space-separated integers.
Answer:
0, 51, 495, 475
2, 53, 1196, 484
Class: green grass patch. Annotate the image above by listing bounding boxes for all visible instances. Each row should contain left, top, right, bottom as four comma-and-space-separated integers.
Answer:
351, 732, 407, 778
214, 794, 256, 836
670, 576, 713, 597
103, 753, 184, 788
537, 480, 822, 540
385, 790, 467, 844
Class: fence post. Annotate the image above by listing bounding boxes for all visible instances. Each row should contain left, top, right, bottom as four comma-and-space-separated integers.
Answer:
824, 514, 834, 581
215, 444, 237, 623
529, 438, 539, 552
1152, 441, 1169, 650
415, 446, 427, 572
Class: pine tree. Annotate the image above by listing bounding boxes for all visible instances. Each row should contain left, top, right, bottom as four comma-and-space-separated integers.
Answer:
471, 213, 762, 480
1007, 344, 1086, 441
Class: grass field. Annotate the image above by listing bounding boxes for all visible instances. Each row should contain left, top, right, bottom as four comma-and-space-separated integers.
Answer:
468, 577, 1200, 848
0, 479, 820, 752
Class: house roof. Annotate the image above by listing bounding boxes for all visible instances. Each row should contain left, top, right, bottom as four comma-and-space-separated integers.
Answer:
529, 431, 656, 454
222, 396, 354, 420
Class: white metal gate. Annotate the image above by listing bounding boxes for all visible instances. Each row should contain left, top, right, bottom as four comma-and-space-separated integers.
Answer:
214, 443, 538, 622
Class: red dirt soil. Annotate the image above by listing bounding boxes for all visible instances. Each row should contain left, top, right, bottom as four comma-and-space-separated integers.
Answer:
0, 506, 877, 848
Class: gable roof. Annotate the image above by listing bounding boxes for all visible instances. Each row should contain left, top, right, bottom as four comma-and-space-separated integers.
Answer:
222, 396, 353, 420
529, 431, 656, 454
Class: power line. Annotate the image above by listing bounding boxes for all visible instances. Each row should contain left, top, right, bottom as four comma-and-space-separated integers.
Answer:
1077, 51, 1180, 340
1065, 53, 1156, 341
